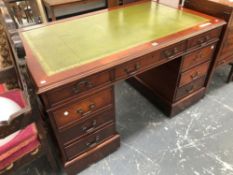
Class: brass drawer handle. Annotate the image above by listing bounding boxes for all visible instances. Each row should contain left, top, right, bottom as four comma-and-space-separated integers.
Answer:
86, 135, 100, 148
191, 71, 200, 80
76, 103, 96, 117
77, 109, 84, 115
163, 47, 179, 59
124, 63, 140, 76
220, 60, 226, 65
197, 35, 210, 46
81, 120, 97, 133
185, 85, 195, 93
89, 103, 96, 110
73, 80, 93, 94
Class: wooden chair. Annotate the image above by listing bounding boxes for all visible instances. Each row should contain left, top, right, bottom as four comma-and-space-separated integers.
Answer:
0, 1, 58, 174
3, 0, 42, 26
227, 63, 233, 83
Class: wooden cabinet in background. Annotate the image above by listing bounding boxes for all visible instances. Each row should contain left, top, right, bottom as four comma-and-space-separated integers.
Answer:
184, 0, 233, 68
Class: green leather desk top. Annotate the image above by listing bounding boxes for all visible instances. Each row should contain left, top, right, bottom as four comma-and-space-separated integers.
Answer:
22, 1, 208, 76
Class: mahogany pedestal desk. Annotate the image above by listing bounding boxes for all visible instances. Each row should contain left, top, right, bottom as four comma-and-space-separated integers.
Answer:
184, 0, 233, 82
19, 1, 225, 174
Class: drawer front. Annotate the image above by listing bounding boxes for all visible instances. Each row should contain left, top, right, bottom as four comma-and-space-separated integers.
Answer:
175, 76, 206, 101
187, 28, 221, 50
179, 61, 210, 87
44, 71, 111, 107
158, 41, 186, 61
64, 123, 116, 161
182, 44, 215, 71
115, 53, 153, 80
115, 42, 185, 81
51, 88, 113, 129
58, 108, 115, 145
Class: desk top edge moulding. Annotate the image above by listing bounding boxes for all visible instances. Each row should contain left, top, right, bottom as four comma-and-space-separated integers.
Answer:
19, 0, 226, 93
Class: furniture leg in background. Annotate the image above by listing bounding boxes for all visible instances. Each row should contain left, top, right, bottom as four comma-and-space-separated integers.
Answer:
35, 0, 48, 23
227, 63, 233, 83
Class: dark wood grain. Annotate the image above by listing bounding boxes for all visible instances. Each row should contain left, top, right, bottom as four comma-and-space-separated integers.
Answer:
181, 44, 215, 71
184, 0, 233, 84
41, 70, 112, 108
179, 61, 210, 87
175, 76, 206, 101
64, 134, 120, 175
58, 107, 115, 146
49, 87, 113, 129
64, 123, 116, 161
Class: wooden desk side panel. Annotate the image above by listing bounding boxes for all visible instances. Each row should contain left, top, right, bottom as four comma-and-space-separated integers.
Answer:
184, 0, 233, 66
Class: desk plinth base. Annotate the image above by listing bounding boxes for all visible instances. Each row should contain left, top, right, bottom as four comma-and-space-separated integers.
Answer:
64, 134, 120, 175
127, 76, 206, 117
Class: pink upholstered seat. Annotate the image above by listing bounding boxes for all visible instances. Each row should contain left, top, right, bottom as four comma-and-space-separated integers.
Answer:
0, 85, 5, 94
0, 90, 40, 171
0, 89, 26, 108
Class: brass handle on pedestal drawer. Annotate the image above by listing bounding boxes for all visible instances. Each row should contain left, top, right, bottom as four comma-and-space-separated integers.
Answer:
191, 71, 200, 80
73, 80, 93, 94
81, 120, 97, 133
86, 135, 100, 148
76, 103, 96, 117
124, 63, 140, 76
185, 85, 195, 93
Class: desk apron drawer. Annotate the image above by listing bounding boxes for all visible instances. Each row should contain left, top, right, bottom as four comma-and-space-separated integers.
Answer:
115, 41, 185, 81
187, 28, 221, 50
115, 53, 153, 81
64, 123, 116, 161
58, 108, 115, 145
43, 71, 111, 107
175, 76, 206, 101
50, 88, 113, 129
158, 41, 186, 61
182, 44, 215, 71
179, 61, 210, 87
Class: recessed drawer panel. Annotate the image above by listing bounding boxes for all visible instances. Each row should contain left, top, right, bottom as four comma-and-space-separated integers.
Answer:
58, 108, 115, 145
115, 42, 185, 81
51, 88, 113, 129
64, 123, 116, 161
115, 53, 153, 81
179, 61, 210, 87
187, 28, 221, 50
175, 76, 206, 101
159, 41, 186, 61
182, 44, 215, 71
43, 71, 111, 107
